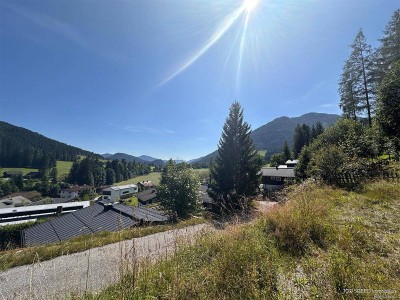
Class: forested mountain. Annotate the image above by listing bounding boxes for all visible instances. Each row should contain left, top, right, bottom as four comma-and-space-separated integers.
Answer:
138, 155, 159, 162
192, 113, 339, 164
251, 112, 339, 154
0, 121, 100, 168
103, 153, 166, 167
103, 153, 146, 163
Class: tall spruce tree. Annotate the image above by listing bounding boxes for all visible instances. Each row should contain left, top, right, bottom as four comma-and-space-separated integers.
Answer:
339, 60, 360, 120
374, 10, 400, 86
209, 102, 262, 211
283, 141, 291, 161
340, 29, 375, 126
376, 61, 400, 154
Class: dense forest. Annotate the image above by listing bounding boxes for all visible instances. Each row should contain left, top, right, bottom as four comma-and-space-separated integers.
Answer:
67, 157, 151, 186
0, 121, 100, 168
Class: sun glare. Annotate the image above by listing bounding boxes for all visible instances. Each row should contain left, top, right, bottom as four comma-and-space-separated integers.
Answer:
244, 0, 260, 13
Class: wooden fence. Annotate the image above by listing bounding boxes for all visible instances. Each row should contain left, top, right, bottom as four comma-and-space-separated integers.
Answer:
325, 172, 400, 186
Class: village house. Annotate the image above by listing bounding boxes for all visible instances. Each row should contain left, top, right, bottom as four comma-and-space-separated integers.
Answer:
101, 184, 138, 203
137, 180, 156, 191
59, 185, 94, 199
137, 188, 158, 206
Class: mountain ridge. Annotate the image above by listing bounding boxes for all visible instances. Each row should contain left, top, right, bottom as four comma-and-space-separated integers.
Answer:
192, 112, 340, 163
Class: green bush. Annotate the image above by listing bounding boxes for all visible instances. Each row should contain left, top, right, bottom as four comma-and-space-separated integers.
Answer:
0, 222, 36, 250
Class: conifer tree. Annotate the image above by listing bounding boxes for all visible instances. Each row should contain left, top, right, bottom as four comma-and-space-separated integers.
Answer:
376, 61, 400, 154
209, 102, 262, 211
374, 10, 400, 86
283, 141, 291, 161
340, 29, 374, 126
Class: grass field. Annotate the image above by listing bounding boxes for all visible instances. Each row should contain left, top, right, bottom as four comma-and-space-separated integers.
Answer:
116, 172, 162, 186
56, 160, 74, 179
0, 167, 38, 177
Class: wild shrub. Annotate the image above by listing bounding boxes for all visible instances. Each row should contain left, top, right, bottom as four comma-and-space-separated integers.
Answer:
263, 184, 334, 255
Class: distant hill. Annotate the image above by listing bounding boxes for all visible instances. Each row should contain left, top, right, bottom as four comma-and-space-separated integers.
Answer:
0, 121, 101, 168
192, 113, 340, 163
103, 153, 166, 166
101, 153, 113, 158
139, 155, 159, 162
102, 153, 146, 163
251, 112, 340, 155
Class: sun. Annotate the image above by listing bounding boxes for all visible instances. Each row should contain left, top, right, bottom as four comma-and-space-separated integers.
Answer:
243, 0, 260, 13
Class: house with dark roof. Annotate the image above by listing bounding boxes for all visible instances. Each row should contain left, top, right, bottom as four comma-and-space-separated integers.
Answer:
199, 184, 219, 213
137, 189, 158, 206
21, 202, 168, 247
3, 171, 23, 178
260, 167, 295, 190
138, 181, 156, 191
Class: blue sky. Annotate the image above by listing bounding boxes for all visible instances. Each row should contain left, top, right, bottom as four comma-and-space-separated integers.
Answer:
0, 0, 398, 160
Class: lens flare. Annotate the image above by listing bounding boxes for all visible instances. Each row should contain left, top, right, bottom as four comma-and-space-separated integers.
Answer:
244, 0, 260, 13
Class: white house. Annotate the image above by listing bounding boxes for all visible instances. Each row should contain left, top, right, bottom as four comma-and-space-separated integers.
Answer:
59, 185, 94, 199
102, 184, 138, 202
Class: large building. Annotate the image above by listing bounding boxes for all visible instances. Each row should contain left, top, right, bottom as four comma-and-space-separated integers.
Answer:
102, 184, 138, 202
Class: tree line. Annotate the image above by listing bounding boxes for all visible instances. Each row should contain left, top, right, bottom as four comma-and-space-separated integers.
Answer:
0, 121, 100, 168
339, 10, 399, 127
67, 157, 151, 186
295, 9, 400, 186
269, 122, 324, 167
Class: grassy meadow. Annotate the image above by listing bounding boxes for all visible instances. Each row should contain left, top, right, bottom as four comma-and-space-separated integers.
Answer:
78, 180, 400, 299
116, 172, 162, 186
56, 160, 74, 179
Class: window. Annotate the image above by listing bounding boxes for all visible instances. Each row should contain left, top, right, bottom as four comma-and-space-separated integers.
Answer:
271, 176, 275, 180
122, 191, 130, 194
102, 191, 111, 195
275, 177, 281, 181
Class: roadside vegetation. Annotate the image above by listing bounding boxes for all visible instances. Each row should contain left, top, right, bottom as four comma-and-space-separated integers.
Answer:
0, 217, 205, 271
78, 179, 400, 299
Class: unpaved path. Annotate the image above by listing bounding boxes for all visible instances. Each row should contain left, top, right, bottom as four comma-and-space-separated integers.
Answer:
0, 224, 211, 300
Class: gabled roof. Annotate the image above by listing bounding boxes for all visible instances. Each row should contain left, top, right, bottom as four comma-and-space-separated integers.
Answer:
105, 184, 138, 191
137, 189, 157, 202
261, 167, 295, 178
285, 160, 299, 165
22, 203, 168, 247
138, 181, 156, 187
61, 185, 93, 193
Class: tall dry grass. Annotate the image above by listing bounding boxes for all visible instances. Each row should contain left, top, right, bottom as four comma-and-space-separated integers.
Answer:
77, 180, 400, 299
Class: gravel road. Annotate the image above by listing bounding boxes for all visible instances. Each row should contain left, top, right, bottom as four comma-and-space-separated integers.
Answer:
0, 224, 211, 300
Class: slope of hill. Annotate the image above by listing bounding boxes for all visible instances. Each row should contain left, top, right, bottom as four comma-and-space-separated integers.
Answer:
138, 155, 159, 162
103, 153, 166, 166
0, 121, 100, 167
251, 112, 339, 154
192, 113, 339, 163
103, 153, 146, 163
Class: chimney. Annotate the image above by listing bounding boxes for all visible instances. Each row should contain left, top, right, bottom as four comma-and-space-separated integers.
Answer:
276, 166, 278, 170
56, 206, 63, 217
